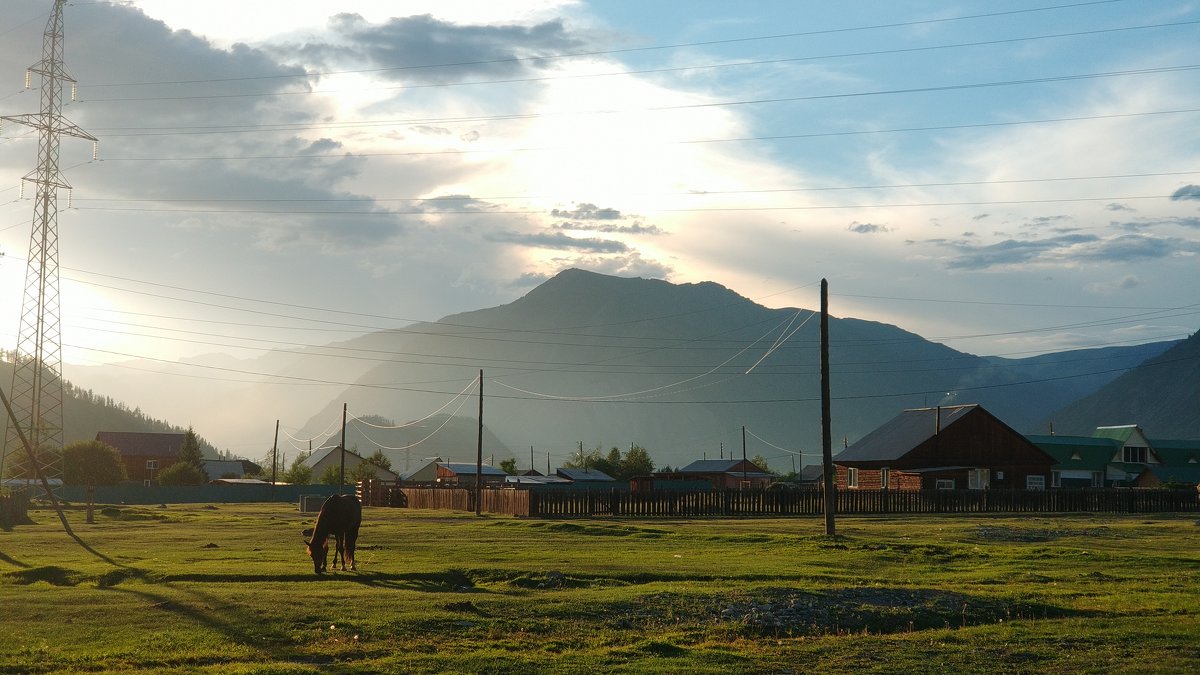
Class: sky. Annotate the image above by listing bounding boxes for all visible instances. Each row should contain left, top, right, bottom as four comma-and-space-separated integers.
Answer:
0, 1, 1198, 433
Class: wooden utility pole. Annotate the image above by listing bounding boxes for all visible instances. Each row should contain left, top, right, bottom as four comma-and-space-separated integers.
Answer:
741, 425, 748, 490
271, 419, 279, 497
820, 278, 836, 536
339, 403, 347, 495
475, 369, 484, 516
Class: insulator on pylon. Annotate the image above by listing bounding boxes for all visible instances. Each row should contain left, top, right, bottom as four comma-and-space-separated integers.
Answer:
92, 142, 98, 160
71, 82, 78, 101
67, 190, 73, 208
19, 182, 24, 199
24, 71, 31, 89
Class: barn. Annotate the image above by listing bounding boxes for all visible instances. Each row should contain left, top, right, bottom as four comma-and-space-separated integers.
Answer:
835, 405, 1056, 491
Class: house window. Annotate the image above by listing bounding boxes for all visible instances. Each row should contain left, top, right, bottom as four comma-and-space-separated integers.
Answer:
935, 479, 955, 490
1091, 471, 1103, 487
968, 468, 990, 490
1123, 446, 1148, 463
1051, 471, 1061, 488
847, 467, 859, 488
143, 479, 153, 487
1026, 475, 1046, 490
880, 468, 890, 489
146, 459, 158, 469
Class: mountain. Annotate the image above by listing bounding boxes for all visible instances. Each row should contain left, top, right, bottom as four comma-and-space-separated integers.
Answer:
1047, 331, 1200, 439
293, 269, 1186, 469
0, 359, 221, 457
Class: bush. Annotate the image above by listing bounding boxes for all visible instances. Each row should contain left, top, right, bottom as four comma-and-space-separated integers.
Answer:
157, 462, 207, 486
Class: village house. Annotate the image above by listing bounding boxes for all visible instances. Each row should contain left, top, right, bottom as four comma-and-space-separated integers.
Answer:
1029, 425, 1200, 488
302, 446, 400, 483
96, 431, 186, 486
834, 405, 1056, 490
435, 462, 508, 486
660, 458, 774, 490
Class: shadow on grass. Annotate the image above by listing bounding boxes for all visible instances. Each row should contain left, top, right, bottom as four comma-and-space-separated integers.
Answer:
155, 569, 485, 593
0, 547, 30, 568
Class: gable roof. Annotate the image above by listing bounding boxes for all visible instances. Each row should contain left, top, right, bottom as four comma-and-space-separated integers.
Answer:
440, 462, 508, 477
95, 431, 187, 457
1137, 464, 1200, 485
836, 405, 976, 463
1093, 425, 1144, 444
1027, 435, 1122, 471
556, 467, 616, 482
1149, 439, 1200, 467
201, 459, 245, 480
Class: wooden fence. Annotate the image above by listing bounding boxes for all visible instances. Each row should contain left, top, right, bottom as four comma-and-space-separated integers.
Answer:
359, 482, 1198, 518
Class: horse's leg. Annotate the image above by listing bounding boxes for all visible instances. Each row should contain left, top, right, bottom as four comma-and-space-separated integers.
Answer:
335, 532, 346, 570
346, 529, 358, 571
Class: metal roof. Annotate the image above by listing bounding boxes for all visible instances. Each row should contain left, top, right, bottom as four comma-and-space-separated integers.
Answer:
441, 462, 508, 476
95, 431, 186, 457
835, 405, 976, 463
1027, 435, 1121, 471
556, 467, 616, 481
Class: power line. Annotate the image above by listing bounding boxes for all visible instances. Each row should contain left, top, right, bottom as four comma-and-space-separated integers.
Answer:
83, 109, 1200, 160
74, 19, 1200, 104
78, 64, 1200, 138
76, 0, 1137, 90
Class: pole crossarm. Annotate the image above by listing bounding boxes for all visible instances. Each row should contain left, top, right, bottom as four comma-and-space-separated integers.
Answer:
2, 113, 98, 142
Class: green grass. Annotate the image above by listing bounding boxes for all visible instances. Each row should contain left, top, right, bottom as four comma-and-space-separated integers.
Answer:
1, 504, 1198, 673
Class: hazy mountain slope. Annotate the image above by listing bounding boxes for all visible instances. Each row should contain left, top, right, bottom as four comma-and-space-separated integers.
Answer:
300, 269, 1164, 468
1048, 331, 1200, 438
0, 360, 219, 456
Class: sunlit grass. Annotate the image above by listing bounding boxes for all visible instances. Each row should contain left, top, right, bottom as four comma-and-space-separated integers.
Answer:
1, 503, 1197, 672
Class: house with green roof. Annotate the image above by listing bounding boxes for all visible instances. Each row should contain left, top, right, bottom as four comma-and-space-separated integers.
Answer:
1026, 435, 1119, 487
1028, 424, 1200, 488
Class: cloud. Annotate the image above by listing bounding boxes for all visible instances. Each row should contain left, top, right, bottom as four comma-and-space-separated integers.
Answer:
1105, 203, 1136, 212
550, 203, 624, 220
485, 230, 629, 253
941, 233, 1198, 270
303, 13, 584, 83
848, 222, 889, 234
1085, 275, 1141, 295
553, 221, 663, 235
1170, 185, 1200, 201
546, 252, 673, 280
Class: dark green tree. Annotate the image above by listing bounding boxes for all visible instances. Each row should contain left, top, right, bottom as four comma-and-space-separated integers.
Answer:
622, 444, 655, 479
281, 451, 313, 484
62, 440, 127, 486
499, 457, 518, 475
158, 461, 207, 486
178, 427, 204, 469
367, 449, 392, 472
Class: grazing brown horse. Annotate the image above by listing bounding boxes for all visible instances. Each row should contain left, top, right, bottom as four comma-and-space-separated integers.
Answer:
302, 494, 361, 574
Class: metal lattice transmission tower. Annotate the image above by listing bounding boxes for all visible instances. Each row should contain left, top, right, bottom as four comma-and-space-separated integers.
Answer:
0, 0, 95, 491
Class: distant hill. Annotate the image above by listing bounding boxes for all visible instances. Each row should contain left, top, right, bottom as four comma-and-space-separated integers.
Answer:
0, 358, 222, 458
297, 269, 1186, 468
1047, 331, 1200, 439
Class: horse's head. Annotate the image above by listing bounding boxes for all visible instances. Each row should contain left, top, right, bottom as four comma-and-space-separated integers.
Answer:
302, 528, 326, 574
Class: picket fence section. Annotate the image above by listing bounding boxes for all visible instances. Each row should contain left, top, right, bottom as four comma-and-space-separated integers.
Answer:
357, 481, 1198, 518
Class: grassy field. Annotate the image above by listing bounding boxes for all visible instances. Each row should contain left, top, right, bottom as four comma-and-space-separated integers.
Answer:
1, 502, 1198, 674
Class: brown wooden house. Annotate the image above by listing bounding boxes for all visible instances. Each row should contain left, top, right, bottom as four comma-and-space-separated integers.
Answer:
834, 405, 1055, 491
95, 431, 186, 486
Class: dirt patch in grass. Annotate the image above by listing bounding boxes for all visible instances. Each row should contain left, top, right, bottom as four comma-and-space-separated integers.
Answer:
973, 525, 1115, 542
721, 587, 1075, 634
